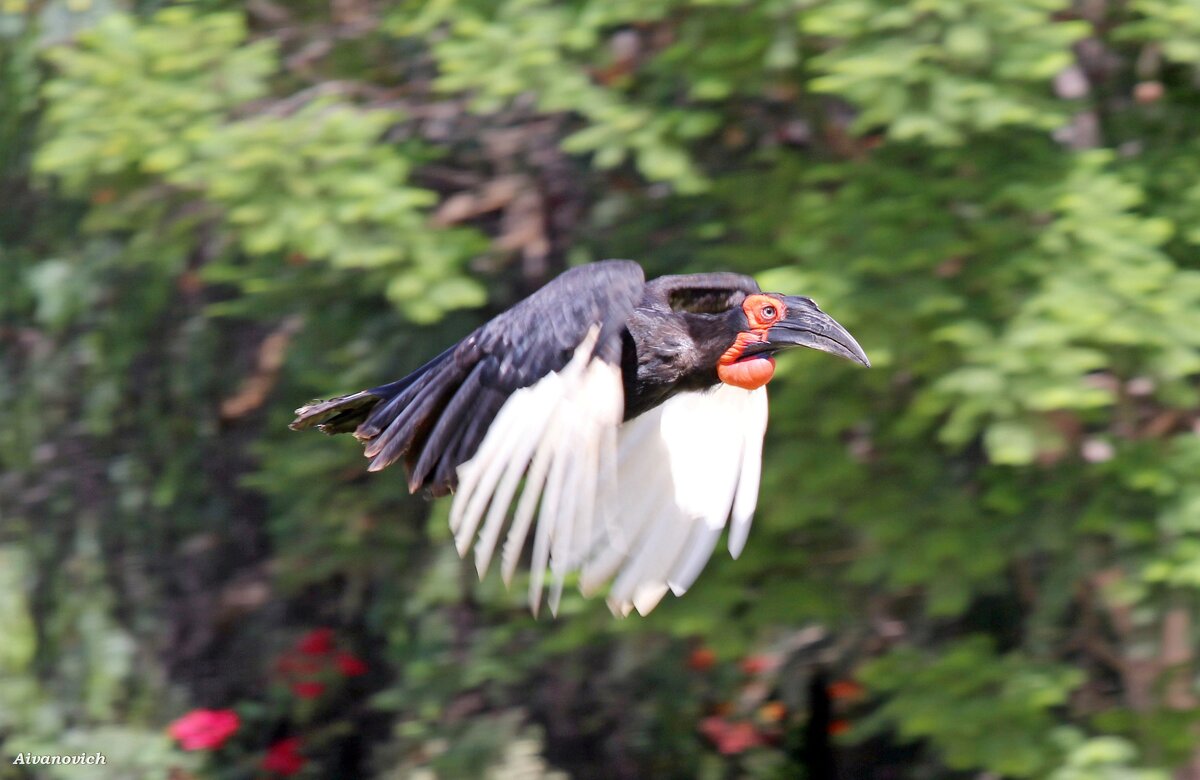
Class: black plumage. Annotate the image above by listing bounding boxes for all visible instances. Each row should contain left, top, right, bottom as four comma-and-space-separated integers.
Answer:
293, 261, 644, 493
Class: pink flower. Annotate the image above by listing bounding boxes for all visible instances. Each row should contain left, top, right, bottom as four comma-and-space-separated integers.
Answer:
167, 709, 240, 751
263, 737, 306, 775
291, 681, 326, 699
699, 716, 765, 755
296, 628, 335, 656
335, 652, 368, 677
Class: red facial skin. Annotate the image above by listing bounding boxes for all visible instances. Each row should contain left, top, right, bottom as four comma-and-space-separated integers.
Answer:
717, 294, 785, 390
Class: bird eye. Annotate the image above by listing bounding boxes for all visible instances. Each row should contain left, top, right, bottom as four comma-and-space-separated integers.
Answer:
761, 305, 777, 320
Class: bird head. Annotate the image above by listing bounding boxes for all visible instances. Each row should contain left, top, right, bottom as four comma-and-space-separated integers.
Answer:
717, 293, 869, 390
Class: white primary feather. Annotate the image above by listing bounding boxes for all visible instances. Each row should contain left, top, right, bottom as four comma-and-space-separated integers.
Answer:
449, 332, 769, 617
499, 419, 558, 586
578, 405, 674, 594
666, 526, 723, 596
605, 384, 767, 616
456, 376, 557, 556
450, 327, 624, 616
728, 385, 768, 559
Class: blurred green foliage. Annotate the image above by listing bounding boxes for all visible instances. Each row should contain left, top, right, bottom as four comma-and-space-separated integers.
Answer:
5, 0, 1200, 777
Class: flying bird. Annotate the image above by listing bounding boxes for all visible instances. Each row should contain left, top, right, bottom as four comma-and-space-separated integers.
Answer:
291, 260, 868, 616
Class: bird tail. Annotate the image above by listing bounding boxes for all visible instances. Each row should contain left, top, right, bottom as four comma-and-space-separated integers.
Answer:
289, 390, 384, 435
290, 346, 459, 437
289, 347, 466, 492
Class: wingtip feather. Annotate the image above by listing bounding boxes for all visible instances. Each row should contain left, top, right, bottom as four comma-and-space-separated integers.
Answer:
632, 583, 670, 615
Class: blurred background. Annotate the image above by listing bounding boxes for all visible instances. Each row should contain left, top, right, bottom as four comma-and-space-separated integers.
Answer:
3, 0, 1200, 777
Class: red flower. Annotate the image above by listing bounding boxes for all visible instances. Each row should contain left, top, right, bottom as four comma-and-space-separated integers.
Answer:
296, 628, 335, 656
291, 681, 326, 699
276, 654, 323, 678
687, 647, 716, 672
827, 679, 865, 701
739, 655, 774, 676
167, 709, 240, 751
263, 737, 306, 776
828, 719, 852, 736
335, 652, 368, 677
699, 717, 765, 755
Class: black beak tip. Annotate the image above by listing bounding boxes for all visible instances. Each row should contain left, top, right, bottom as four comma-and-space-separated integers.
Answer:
764, 300, 871, 368
844, 337, 871, 368
832, 341, 870, 368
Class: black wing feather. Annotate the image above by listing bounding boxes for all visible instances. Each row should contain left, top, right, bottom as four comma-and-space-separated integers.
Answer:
290, 346, 458, 437
409, 361, 490, 491
642, 272, 760, 313
291, 260, 645, 494
362, 361, 467, 468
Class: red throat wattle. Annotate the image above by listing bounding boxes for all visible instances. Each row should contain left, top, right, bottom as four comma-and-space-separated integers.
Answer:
717, 350, 775, 389
717, 294, 785, 390
718, 330, 775, 389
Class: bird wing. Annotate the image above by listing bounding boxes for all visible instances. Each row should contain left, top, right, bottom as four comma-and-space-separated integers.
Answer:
581, 383, 769, 616
351, 260, 639, 616
451, 270, 770, 616
353, 260, 645, 494
642, 271, 761, 313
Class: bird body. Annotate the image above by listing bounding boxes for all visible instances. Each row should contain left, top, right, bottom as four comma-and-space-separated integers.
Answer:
292, 260, 868, 616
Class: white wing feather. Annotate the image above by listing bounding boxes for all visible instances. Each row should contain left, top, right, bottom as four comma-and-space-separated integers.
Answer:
606, 383, 766, 615
728, 386, 768, 559
449, 330, 769, 616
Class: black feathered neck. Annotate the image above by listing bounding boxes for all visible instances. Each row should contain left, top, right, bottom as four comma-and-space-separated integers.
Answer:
620, 305, 748, 420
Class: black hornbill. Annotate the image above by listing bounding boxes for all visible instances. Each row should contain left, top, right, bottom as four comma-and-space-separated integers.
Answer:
291, 260, 868, 616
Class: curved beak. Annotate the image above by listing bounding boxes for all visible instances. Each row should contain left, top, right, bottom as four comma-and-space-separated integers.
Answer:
744, 296, 870, 367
